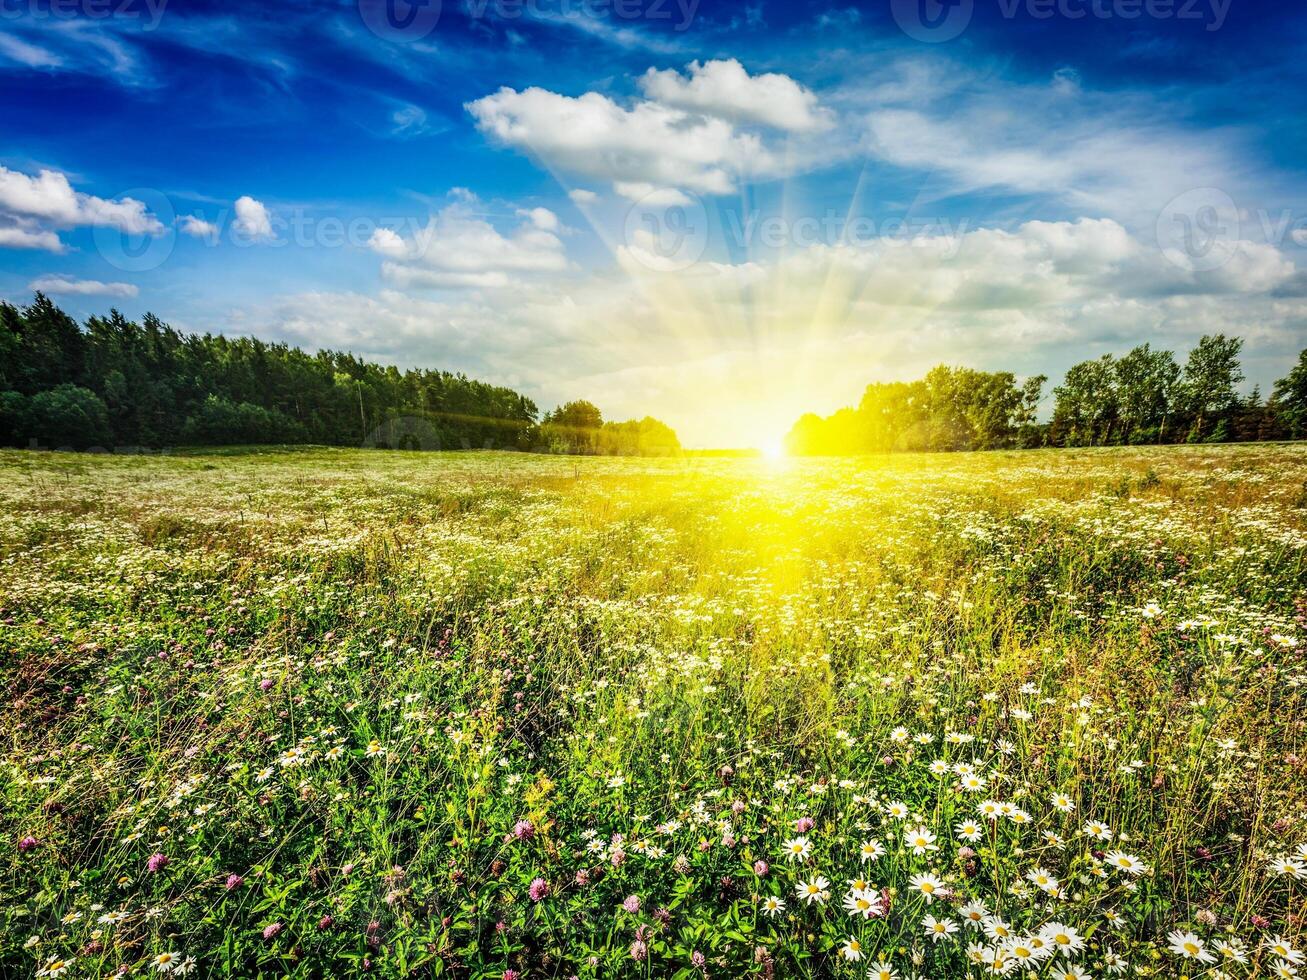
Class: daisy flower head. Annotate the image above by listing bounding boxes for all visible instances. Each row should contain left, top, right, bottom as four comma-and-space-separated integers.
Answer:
1050, 791, 1075, 813
843, 888, 884, 919
152, 952, 184, 973
866, 960, 898, 980
1265, 936, 1303, 965
1167, 930, 1215, 963
859, 838, 886, 863
840, 938, 864, 962
908, 872, 946, 904
1040, 922, 1085, 955
960, 900, 988, 929
1083, 820, 1113, 841
922, 914, 958, 942
760, 895, 786, 917
1268, 856, 1306, 879
796, 876, 831, 905
1103, 851, 1149, 876
782, 836, 812, 862
884, 801, 910, 820
904, 825, 938, 855
956, 819, 983, 842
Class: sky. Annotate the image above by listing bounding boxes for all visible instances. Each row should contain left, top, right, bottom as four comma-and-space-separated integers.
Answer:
2, 0, 1305, 448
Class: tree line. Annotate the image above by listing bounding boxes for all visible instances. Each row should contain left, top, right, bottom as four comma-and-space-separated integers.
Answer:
785, 335, 1307, 455
0, 294, 680, 455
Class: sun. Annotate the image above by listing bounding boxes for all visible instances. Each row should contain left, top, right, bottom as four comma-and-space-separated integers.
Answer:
760, 438, 787, 461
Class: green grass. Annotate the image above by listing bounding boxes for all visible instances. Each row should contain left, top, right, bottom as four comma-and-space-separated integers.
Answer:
1, 445, 1305, 979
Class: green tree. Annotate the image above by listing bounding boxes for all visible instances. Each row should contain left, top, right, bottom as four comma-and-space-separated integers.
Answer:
1273, 348, 1307, 438
1180, 334, 1244, 440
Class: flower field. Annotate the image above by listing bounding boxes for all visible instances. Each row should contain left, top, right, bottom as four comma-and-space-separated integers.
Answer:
2, 445, 1306, 979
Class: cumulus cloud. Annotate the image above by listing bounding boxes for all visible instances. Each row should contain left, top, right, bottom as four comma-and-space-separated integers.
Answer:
371, 193, 568, 290
233, 195, 274, 240
0, 165, 164, 248
638, 59, 834, 133
179, 214, 220, 239
569, 189, 599, 205
29, 275, 139, 298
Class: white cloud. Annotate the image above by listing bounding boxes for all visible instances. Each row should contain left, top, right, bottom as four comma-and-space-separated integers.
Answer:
179, 215, 220, 239
638, 59, 834, 133
0, 166, 163, 234
517, 206, 560, 232
613, 182, 692, 206
372, 193, 568, 290
233, 195, 274, 240
569, 189, 600, 205
29, 275, 139, 298
0, 224, 65, 252
467, 85, 797, 200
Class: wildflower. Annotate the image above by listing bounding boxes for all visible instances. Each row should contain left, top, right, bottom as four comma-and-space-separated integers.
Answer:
840, 938, 864, 962
956, 819, 983, 842
866, 960, 898, 980
1049, 964, 1091, 980
1026, 867, 1060, 893
513, 819, 535, 841
262, 922, 283, 941
760, 895, 786, 917
859, 839, 885, 862
18, 836, 41, 853
907, 872, 945, 903
782, 836, 812, 861
1041, 922, 1085, 956
365, 740, 385, 758
146, 853, 169, 873
843, 888, 884, 919
922, 914, 958, 942
1103, 851, 1149, 875
1214, 938, 1248, 964
36, 957, 74, 977
1050, 792, 1075, 813
1083, 820, 1113, 841
174, 958, 197, 976
795, 876, 831, 905
1167, 930, 1215, 963
1269, 961, 1299, 979
794, 816, 815, 832
960, 900, 988, 929
753, 859, 769, 876
984, 918, 1015, 943
1268, 857, 1306, 879
529, 877, 550, 902
884, 801, 910, 820
623, 895, 641, 914
225, 874, 244, 890
152, 952, 182, 973
904, 825, 938, 855
1265, 936, 1303, 965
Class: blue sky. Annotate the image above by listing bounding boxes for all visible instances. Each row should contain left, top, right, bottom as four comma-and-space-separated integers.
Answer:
2, 0, 1305, 446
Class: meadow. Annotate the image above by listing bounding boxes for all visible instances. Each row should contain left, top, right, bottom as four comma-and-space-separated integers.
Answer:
2, 445, 1305, 980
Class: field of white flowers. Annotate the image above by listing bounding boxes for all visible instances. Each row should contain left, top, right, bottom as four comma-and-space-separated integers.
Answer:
1, 445, 1305, 979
